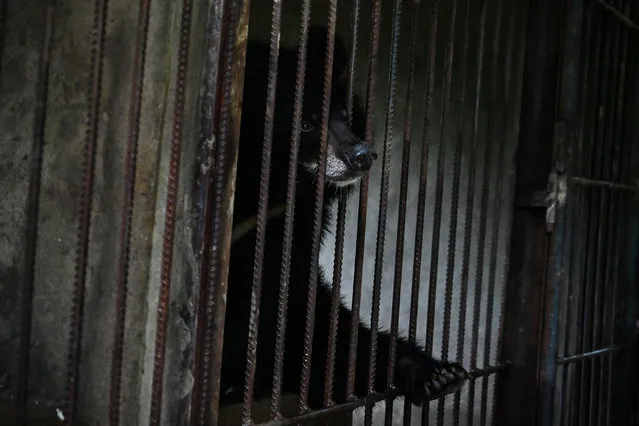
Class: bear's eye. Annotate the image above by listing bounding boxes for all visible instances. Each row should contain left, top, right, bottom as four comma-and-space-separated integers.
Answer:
301, 120, 314, 133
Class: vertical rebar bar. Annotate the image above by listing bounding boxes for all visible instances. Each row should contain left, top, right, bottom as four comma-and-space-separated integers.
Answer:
401, 2, 439, 424
190, 1, 225, 421
435, 0, 462, 423
346, 0, 382, 399
66, 0, 108, 422
538, 0, 583, 421
269, 0, 311, 419
592, 11, 625, 426
325, 0, 360, 408
451, 0, 486, 422
325, 191, 347, 407
298, 0, 338, 411
423, 0, 452, 373
605, 19, 630, 426
577, 9, 607, 426
559, 5, 595, 423
586, 13, 618, 426
147, 0, 193, 424
363, 0, 402, 422
240, 0, 283, 422
570, 4, 600, 423
467, 2, 501, 424
205, 0, 252, 422
490, 6, 527, 424
383, 2, 419, 425
480, 6, 512, 424
19, 3, 55, 424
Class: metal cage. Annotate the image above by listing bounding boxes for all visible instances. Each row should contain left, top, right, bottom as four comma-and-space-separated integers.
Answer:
0, 0, 637, 425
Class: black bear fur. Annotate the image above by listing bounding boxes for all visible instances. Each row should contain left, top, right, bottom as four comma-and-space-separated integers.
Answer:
220, 26, 469, 411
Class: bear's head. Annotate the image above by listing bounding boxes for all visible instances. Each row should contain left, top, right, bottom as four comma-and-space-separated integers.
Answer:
292, 26, 376, 188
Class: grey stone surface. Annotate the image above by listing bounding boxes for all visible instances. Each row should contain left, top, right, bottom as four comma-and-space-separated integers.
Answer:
0, 0, 208, 424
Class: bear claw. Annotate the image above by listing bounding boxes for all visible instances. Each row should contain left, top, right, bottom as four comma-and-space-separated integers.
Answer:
398, 357, 470, 406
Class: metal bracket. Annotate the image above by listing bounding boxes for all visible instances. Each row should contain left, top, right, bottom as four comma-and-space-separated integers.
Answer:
545, 168, 568, 232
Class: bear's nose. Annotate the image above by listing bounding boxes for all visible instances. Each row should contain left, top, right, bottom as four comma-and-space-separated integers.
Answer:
346, 143, 375, 171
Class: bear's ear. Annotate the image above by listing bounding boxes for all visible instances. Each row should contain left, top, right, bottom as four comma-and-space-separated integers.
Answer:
304, 25, 349, 80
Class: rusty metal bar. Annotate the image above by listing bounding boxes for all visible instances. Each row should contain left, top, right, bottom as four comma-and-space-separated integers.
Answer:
604, 18, 630, 426
570, 176, 638, 192
346, 0, 382, 400
383, 1, 419, 425
325, 191, 347, 408
345, 0, 360, 122
558, 184, 582, 425
558, 4, 595, 421
257, 364, 509, 426
146, 0, 193, 424
362, 0, 402, 423
576, 8, 608, 425
322, 0, 360, 411
558, 343, 633, 365
480, 6, 514, 425
240, 0, 283, 422
422, 0, 451, 421
451, 0, 486, 423
190, 0, 226, 420
298, 0, 339, 412
190, 0, 251, 423
591, 11, 625, 425
436, 0, 463, 424
537, 0, 584, 422
417, 3, 443, 426
468, 1, 503, 424
569, 4, 601, 423
269, 0, 311, 419
402, 2, 437, 423
490, 3, 527, 423
207, 0, 251, 421
19, 3, 55, 424
494, 0, 564, 424
65, 0, 108, 422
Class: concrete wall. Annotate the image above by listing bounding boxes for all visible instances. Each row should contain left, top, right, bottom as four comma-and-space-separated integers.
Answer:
0, 0, 529, 425
0, 0, 209, 424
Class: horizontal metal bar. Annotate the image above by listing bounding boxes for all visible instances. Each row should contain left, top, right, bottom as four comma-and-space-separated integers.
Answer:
469, 362, 512, 379
557, 343, 632, 365
254, 364, 510, 425
570, 176, 638, 192
595, 0, 639, 33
